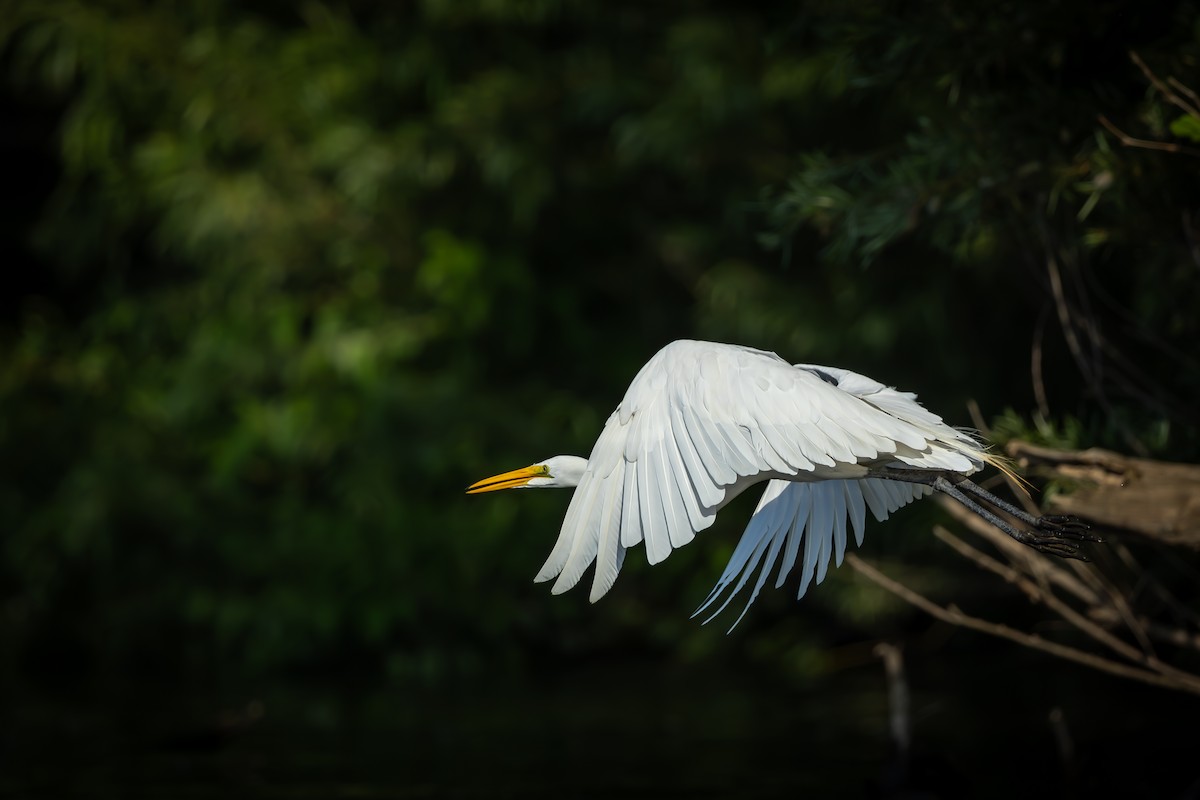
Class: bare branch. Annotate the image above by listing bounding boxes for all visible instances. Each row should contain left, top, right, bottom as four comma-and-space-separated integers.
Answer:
1138, 617, 1200, 652
932, 526, 1193, 681
938, 491, 1174, 658
873, 643, 910, 762
1167, 76, 1200, 116
1097, 114, 1200, 158
1081, 547, 1158, 659
1129, 51, 1200, 118
937, 497, 1101, 606
846, 554, 1200, 697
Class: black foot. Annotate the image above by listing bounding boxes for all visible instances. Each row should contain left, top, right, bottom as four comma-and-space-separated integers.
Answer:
1012, 529, 1093, 561
1036, 514, 1104, 543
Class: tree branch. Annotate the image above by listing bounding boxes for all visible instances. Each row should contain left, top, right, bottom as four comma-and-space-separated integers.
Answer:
932, 526, 1192, 681
1129, 51, 1200, 118
845, 554, 1200, 697
1097, 115, 1200, 158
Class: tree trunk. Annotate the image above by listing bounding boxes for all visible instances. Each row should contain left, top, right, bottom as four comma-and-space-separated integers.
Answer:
1006, 442, 1200, 549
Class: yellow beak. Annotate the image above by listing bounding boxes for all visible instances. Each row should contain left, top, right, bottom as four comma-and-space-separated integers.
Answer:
466, 465, 545, 494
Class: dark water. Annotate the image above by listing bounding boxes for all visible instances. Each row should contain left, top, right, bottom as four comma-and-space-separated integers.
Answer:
4, 653, 1198, 798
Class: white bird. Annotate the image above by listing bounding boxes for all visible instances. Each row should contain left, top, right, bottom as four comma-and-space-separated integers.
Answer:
468, 340, 1095, 627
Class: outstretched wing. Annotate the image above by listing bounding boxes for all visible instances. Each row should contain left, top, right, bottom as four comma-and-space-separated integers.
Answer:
694, 477, 930, 630
535, 340, 984, 603
685, 361, 979, 626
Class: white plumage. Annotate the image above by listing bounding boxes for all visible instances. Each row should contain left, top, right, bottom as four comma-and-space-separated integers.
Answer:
468, 339, 999, 625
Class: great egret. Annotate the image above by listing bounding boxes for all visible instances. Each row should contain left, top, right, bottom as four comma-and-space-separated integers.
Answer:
468, 340, 1096, 626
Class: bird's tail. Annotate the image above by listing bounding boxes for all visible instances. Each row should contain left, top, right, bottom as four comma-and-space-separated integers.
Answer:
963, 431, 1031, 495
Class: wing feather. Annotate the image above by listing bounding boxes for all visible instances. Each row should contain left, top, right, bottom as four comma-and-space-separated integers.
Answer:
535, 444, 596, 583
589, 459, 627, 602
730, 517, 790, 630
830, 483, 849, 567
663, 415, 709, 530
641, 442, 671, 564
775, 482, 811, 588
549, 470, 603, 593
679, 403, 737, 489
859, 478, 889, 521
710, 420, 762, 475
845, 480, 867, 547
660, 437, 698, 549
699, 477, 933, 626
694, 482, 791, 624
797, 492, 822, 600
671, 404, 726, 510
620, 459, 642, 548
812, 483, 835, 586
693, 480, 791, 616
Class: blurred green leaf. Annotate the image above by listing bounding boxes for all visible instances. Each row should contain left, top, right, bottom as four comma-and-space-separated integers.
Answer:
1169, 113, 1200, 143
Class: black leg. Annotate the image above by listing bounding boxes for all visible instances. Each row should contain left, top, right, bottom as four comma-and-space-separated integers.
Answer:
866, 467, 1103, 558
948, 478, 1040, 525
930, 478, 1093, 560
952, 479, 1103, 543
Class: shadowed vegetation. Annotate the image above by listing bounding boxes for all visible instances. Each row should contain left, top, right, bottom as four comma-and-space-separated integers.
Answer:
1, 0, 1197, 720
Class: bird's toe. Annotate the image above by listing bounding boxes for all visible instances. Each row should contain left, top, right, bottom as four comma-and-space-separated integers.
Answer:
1035, 514, 1104, 543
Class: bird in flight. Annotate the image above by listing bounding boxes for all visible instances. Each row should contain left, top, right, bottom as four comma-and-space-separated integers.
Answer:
468, 340, 1096, 627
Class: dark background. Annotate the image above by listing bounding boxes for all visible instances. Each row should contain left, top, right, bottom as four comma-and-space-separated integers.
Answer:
2, 1, 1198, 796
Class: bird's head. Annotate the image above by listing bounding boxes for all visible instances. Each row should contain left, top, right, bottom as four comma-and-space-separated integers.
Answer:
466, 455, 587, 493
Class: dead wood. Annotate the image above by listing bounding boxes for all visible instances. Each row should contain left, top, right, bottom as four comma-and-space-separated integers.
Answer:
1006, 441, 1200, 549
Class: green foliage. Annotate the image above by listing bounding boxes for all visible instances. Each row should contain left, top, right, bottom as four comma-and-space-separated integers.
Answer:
1, 0, 1197, 680
1169, 113, 1200, 142
758, 2, 1200, 458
